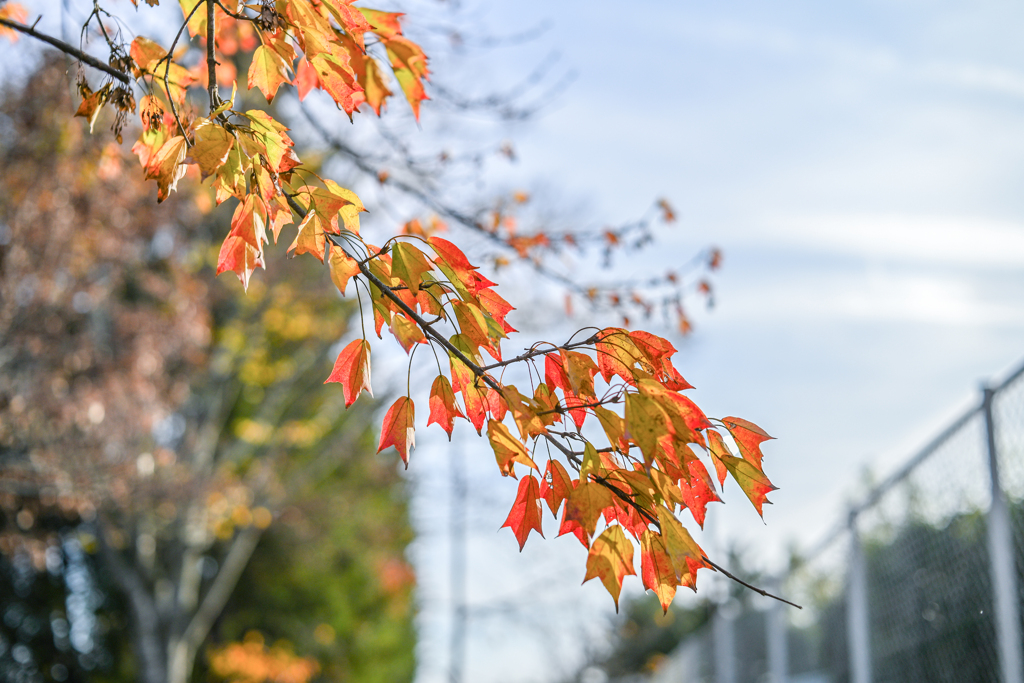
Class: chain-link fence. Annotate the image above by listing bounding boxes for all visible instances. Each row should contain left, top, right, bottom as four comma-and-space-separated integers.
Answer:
653, 358, 1024, 683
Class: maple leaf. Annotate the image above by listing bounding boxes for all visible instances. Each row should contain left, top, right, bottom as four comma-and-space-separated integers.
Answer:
216, 235, 264, 290
449, 357, 486, 432
390, 242, 434, 295
565, 479, 614, 538
717, 453, 777, 518
378, 396, 415, 466
328, 246, 359, 295
721, 417, 774, 472
656, 507, 707, 591
390, 314, 426, 353
583, 525, 636, 610
359, 8, 404, 38
640, 530, 677, 612
244, 110, 300, 173
625, 392, 670, 465
145, 135, 188, 202
294, 58, 318, 100
487, 419, 537, 477
426, 375, 462, 439
288, 210, 329, 262
501, 474, 545, 551
705, 429, 731, 488
249, 44, 293, 102
539, 459, 573, 518
324, 339, 372, 407
189, 119, 236, 178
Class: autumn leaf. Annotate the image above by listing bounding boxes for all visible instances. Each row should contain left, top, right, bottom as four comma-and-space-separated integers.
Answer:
390, 314, 426, 353
74, 82, 110, 133
501, 474, 544, 551
640, 530, 677, 612
328, 246, 359, 295
324, 339, 372, 407
717, 453, 777, 518
625, 392, 670, 465
656, 507, 707, 591
487, 419, 537, 477
564, 479, 614, 538
249, 44, 293, 102
426, 375, 462, 439
145, 135, 188, 202
705, 429, 731, 488
390, 242, 434, 295
721, 417, 774, 472
189, 119, 235, 178
583, 525, 636, 610
378, 396, 415, 466
539, 459, 573, 518
216, 235, 264, 290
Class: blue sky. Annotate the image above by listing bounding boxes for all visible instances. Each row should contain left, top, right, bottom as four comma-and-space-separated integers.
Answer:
3, 0, 1024, 680
406, 1, 1024, 681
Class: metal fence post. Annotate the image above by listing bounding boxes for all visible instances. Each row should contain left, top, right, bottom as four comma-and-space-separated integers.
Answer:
983, 386, 1023, 683
767, 577, 788, 683
847, 512, 871, 683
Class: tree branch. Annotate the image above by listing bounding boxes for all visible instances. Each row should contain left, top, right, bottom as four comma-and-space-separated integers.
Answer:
0, 16, 130, 83
701, 556, 801, 609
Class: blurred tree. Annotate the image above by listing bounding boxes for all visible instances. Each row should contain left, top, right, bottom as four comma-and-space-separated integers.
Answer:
0, 58, 414, 683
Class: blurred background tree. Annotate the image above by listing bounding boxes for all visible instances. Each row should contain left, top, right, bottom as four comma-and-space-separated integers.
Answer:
0, 57, 414, 683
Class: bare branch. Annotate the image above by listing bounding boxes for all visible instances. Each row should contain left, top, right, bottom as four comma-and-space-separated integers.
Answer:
0, 16, 130, 83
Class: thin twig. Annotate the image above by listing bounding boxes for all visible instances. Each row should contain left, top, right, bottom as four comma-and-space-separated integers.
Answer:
0, 16, 129, 83
702, 556, 802, 609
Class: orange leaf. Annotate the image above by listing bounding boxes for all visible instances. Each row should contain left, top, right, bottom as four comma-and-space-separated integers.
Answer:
295, 58, 319, 101
328, 246, 359, 295
324, 339, 372, 407
390, 314, 426, 353
539, 459, 573, 518
360, 8, 404, 38
501, 474, 545, 551
565, 479, 614, 538
705, 430, 731, 488
145, 135, 189, 203
640, 530, 677, 612
718, 453, 777, 518
563, 350, 598, 399
625, 393, 670, 465
248, 44, 292, 103
378, 396, 415, 466
215, 235, 264, 290
487, 419, 537, 477
288, 210, 328, 262
390, 242, 434, 295
656, 507, 707, 591
721, 417, 774, 472
189, 119, 235, 178
427, 375, 462, 439
583, 525, 636, 610
557, 503, 589, 547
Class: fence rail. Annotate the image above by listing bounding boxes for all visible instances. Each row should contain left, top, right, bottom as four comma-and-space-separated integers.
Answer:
654, 357, 1024, 683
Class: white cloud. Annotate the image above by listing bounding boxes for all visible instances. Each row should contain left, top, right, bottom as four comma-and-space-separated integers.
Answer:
761, 213, 1024, 267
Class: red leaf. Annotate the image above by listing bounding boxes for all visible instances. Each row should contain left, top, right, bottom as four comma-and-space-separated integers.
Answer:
324, 339, 372, 407
378, 396, 415, 466
721, 417, 774, 472
501, 474, 545, 551
539, 459, 573, 518
584, 525, 636, 610
426, 375, 462, 439
718, 453, 777, 518
640, 530, 677, 612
